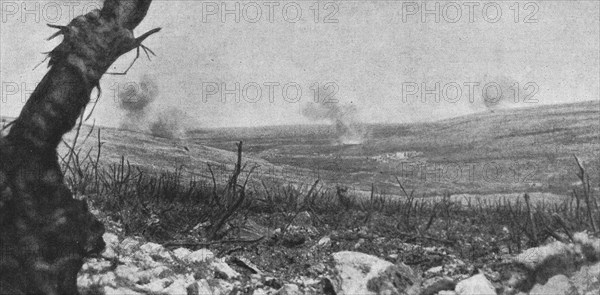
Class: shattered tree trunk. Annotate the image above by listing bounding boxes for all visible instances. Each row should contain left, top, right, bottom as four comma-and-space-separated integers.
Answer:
0, 0, 160, 294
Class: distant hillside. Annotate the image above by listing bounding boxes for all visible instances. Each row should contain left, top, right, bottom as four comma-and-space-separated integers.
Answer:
192, 101, 599, 197
5, 100, 599, 199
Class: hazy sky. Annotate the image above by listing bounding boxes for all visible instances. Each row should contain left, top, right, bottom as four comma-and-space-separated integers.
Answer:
1, 0, 599, 128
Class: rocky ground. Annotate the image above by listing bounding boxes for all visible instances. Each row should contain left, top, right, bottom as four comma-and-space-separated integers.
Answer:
78, 208, 600, 295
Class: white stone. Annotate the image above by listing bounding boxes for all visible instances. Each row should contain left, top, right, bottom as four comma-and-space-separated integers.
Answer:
119, 237, 141, 254
136, 278, 173, 293
102, 247, 117, 259
103, 286, 143, 295
250, 274, 262, 286
131, 251, 162, 269
208, 279, 234, 295
140, 242, 164, 255
116, 265, 173, 286
317, 236, 331, 247
162, 278, 189, 295
425, 266, 443, 276
212, 259, 241, 280
147, 265, 174, 279
118, 255, 134, 265
173, 247, 192, 260
455, 274, 495, 295
81, 258, 112, 273
569, 261, 600, 295
574, 232, 600, 257
140, 242, 173, 262
102, 233, 120, 259
530, 274, 576, 295
276, 283, 301, 295
332, 251, 415, 295
115, 265, 142, 283
297, 276, 320, 286
234, 256, 263, 275
185, 248, 215, 264
514, 241, 573, 270
187, 279, 214, 295
77, 272, 117, 289
103, 232, 119, 248
353, 238, 365, 249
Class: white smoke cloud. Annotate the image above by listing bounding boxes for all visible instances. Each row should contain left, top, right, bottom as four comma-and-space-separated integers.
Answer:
301, 101, 367, 145
118, 75, 192, 139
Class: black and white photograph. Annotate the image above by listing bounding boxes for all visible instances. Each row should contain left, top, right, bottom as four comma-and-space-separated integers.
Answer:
0, 1, 599, 294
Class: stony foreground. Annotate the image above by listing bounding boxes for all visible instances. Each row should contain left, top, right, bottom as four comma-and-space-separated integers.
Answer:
78, 225, 599, 295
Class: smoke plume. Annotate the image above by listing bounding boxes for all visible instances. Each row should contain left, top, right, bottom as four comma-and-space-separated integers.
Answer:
117, 75, 190, 139
149, 108, 189, 139
118, 75, 158, 131
302, 102, 366, 145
